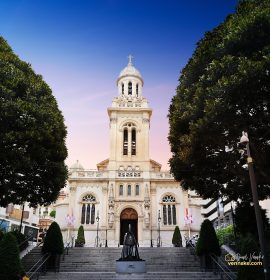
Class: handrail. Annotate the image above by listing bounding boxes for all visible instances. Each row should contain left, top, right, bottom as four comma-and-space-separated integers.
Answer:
27, 253, 51, 280
19, 231, 38, 249
188, 242, 236, 280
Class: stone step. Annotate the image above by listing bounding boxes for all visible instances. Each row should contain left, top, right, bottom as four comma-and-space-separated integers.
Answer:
39, 272, 222, 280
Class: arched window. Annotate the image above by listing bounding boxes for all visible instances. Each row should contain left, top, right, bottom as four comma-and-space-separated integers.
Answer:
81, 194, 96, 225
123, 128, 128, 155
119, 185, 123, 196
131, 128, 136, 155
136, 84, 138, 96
162, 195, 176, 225
127, 185, 131, 196
122, 83, 124, 95
128, 82, 132, 95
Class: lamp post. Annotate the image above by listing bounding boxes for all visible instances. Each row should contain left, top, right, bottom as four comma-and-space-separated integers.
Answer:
150, 225, 153, 247
157, 210, 161, 247
96, 211, 100, 247
105, 227, 108, 247
240, 131, 268, 279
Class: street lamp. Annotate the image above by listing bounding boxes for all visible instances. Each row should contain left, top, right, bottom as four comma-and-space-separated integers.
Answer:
96, 211, 100, 247
105, 227, 108, 247
150, 225, 153, 247
240, 131, 268, 279
157, 210, 161, 247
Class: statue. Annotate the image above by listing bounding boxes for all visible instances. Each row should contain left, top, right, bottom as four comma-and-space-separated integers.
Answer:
120, 224, 141, 261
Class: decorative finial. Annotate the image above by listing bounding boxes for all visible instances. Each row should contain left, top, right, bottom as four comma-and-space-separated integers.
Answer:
128, 54, 134, 65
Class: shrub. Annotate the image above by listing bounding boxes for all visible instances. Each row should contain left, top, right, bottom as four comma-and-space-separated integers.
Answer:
172, 226, 182, 247
42, 222, 64, 255
196, 219, 221, 256
75, 225, 85, 247
10, 230, 28, 251
216, 225, 234, 246
49, 210, 56, 218
0, 232, 23, 279
237, 234, 263, 280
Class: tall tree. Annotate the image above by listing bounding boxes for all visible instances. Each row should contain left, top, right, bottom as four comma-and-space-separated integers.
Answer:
0, 37, 68, 207
168, 0, 270, 202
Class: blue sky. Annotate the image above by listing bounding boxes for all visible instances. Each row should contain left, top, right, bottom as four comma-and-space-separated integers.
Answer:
0, 0, 238, 169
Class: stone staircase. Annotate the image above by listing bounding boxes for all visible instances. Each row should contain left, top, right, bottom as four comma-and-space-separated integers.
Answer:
22, 247, 43, 272
24, 247, 222, 280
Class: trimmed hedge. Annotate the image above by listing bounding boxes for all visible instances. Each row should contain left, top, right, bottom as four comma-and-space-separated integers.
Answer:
172, 226, 182, 247
42, 222, 64, 255
0, 232, 23, 279
75, 225, 85, 247
196, 219, 221, 256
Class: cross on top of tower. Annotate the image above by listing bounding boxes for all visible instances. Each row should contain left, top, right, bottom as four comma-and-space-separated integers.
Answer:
128, 54, 134, 65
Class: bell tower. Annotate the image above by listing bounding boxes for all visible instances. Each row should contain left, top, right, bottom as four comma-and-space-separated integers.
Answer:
108, 56, 152, 171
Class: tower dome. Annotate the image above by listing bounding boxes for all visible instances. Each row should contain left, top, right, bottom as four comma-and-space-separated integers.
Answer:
70, 160, 84, 170
117, 55, 144, 97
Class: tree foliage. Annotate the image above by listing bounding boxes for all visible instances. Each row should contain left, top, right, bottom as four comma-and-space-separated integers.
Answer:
168, 0, 270, 202
196, 219, 221, 256
0, 37, 68, 207
0, 232, 23, 279
42, 222, 64, 255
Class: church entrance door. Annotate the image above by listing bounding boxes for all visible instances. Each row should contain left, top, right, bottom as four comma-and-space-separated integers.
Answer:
120, 208, 138, 245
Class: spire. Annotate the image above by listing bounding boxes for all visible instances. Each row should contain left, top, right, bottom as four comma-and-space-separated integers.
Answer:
127, 54, 134, 66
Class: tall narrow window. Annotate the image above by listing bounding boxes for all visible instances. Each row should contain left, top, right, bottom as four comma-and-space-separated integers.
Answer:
127, 185, 131, 196
131, 128, 136, 155
128, 82, 132, 95
91, 204, 95, 224
86, 204, 90, 224
122, 83, 124, 95
172, 205, 176, 225
119, 185, 123, 196
136, 84, 138, 96
168, 205, 172, 225
163, 205, 167, 225
81, 204, 86, 224
123, 128, 128, 155
135, 185, 139, 196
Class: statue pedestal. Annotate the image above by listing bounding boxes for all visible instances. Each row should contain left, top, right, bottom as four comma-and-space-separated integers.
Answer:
116, 260, 146, 273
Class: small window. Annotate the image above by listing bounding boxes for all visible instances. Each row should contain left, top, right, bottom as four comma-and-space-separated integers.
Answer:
128, 82, 132, 95
136, 84, 138, 96
135, 185, 139, 195
122, 83, 124, 94
119, 185, 123, 196
127, 185, 131, 196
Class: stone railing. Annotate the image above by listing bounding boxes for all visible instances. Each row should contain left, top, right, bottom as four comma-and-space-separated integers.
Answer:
117, 171, 141, 178
69, 170, 108, 179
150, 172, 174, 180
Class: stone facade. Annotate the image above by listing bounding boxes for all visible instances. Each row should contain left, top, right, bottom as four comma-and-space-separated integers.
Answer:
55, 57, 203, 246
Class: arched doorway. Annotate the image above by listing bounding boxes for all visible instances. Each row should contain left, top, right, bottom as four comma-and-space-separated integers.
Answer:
120, 208, 138, 245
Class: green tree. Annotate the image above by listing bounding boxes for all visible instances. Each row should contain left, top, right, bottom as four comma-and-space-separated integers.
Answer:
0, 37, 68, 207
49, 209, 56, 218
0, 232, 23, 280
196, 219, 221, 256
42, 222, 64, 255
75, 225, 85, 247
172, 226, 182, 247
168, 0, 270, 203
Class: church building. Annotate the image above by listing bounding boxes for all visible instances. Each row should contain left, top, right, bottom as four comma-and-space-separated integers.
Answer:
55, 57, 203, 247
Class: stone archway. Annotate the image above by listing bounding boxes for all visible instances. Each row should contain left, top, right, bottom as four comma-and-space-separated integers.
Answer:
120, 208, 138, 245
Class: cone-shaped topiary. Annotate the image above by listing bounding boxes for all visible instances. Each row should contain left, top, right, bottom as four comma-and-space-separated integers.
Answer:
75, 225, 85, 247
172, 226, 182, 247
0, 232, 23, 280
196, 219, 221, 256
42, 221, 64, 255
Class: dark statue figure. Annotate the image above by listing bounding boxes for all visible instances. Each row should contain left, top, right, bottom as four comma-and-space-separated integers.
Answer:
120, 224, 141, 261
